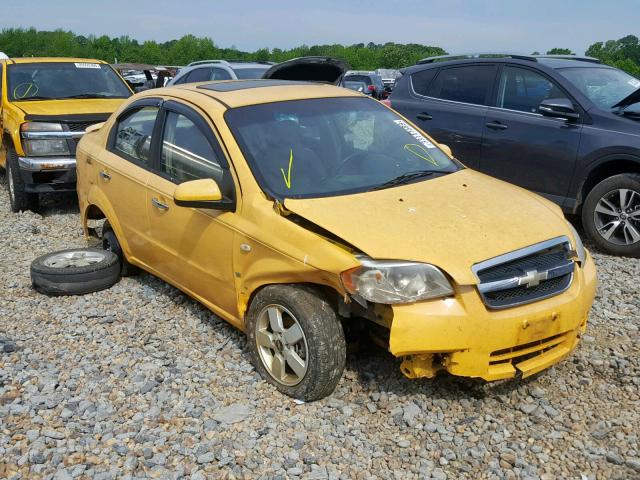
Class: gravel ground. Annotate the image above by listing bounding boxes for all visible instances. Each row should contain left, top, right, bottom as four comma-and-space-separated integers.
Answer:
0, 172, 638, 480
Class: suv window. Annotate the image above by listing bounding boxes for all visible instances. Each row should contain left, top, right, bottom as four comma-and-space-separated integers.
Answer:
411, 69, 438, 96
160, 111, 225, 186
211, 68, 232, 81
344, 75, 373, 85
186, 67, 212, 83
428, 65, 497, 106
498, 66, 569, 113
113, 107, 159, 165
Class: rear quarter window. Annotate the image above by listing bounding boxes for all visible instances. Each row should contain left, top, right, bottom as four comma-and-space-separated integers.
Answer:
410, 68, 438, 96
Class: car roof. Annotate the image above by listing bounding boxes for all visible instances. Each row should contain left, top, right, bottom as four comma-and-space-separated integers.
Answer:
404, 55, 611, 74
3, 57, 107, 65
159, 79, 361, 109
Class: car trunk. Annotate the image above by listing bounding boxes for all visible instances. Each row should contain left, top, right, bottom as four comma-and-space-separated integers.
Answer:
262, 56, 350, 85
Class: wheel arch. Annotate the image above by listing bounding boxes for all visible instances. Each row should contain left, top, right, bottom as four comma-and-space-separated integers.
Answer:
82, 188, 133, 259
578, 155, 640, 211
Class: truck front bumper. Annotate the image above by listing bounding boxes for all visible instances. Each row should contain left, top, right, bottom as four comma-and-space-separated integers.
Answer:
18, 156, 77, 193
388, 251, 597, 381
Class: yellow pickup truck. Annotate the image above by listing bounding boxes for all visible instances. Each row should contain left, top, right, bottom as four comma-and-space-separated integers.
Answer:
0, 57, 132, 212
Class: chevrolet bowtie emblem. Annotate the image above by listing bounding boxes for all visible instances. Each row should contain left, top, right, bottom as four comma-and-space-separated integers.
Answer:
519, 269, 549, 288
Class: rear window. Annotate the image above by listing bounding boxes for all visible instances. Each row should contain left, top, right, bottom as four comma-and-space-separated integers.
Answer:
428, 65, 497, 106
344, 75, 372, 85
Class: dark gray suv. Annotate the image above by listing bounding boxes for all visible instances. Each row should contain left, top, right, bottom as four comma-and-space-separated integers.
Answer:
389, 54, 640, 257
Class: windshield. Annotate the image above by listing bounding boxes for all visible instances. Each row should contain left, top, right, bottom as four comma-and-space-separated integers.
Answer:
558, 67, 640, 109
226, 97, 459, 199
7, 62, 132, 101
233, 67, 270, 80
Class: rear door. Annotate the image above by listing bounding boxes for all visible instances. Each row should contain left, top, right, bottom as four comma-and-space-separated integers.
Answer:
145, 100, 238, 318
395, 64, 498, 168
99, 98, 162, 268
479, 65, 582, 203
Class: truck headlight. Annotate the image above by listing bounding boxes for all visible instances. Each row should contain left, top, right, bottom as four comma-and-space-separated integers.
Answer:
341, 260, 454, 304
21, 122, 71, 157
567, 222, 586, 265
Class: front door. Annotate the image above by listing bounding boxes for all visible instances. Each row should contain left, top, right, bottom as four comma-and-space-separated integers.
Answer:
480, 65, 582, 204
145, 101, 238, 319
98, 102, 161, 268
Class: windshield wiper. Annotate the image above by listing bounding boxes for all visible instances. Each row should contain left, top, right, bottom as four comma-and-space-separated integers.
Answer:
58, 94, 118, 99
371, 170, 437, 191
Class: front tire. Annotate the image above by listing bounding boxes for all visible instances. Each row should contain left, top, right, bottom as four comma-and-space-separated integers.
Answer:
582, 173, 640, 257
6, 146, 38, 213
246, 285, 346, 401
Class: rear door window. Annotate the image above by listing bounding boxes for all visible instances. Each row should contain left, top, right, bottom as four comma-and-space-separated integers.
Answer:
186, 67, 212, 83
211, 68, 232, 81
497, 66, 570, 113
428, 65, 497, 105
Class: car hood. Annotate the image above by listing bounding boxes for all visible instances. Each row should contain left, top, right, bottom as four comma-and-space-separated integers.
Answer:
12, 98, 126, 117
262, 56, 350, 85
284, 169, 570, 285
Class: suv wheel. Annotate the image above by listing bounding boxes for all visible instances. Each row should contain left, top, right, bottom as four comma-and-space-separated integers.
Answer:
6, 146, 39, 213
246, 285, 346, 401
582, 173, 640, 257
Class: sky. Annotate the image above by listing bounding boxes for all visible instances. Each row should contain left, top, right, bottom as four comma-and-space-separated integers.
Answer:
1, 0, 637, 54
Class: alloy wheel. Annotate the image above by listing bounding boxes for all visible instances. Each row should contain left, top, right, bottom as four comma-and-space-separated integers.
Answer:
593, 188, 640, 246
42, 250, 108, 269
255, 304, 309, 386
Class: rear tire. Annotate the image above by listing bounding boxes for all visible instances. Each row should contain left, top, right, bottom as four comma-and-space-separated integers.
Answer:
582, 173, 640, 257
246, 285, 346, 401
102, 226, 138, 276
31, 248, 121, 296
6, 147, 39, 213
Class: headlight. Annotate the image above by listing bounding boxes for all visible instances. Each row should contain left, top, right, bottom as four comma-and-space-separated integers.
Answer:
567, 222, 586, 265
21, 122, 71, 157
341, 259, 454, 304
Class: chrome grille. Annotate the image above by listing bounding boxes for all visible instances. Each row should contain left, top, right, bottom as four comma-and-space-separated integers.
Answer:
473, 237, 575, 309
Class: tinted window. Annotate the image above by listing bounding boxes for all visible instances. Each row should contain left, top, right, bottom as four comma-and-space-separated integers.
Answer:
226, 97, 458, 199
233, 67, 270, 79
344, 75, 373, 85
428, 65, 497, 105
160, 111, 225, 187
211, 68, 232, 81
498, 66, 569, 113
114, 107, 159, 165
7, 62, 131, 101
186, 67, 212, 83
411, 69, 437, 96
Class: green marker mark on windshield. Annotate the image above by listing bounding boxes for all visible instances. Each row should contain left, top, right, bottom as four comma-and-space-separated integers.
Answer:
404, 143, 439, 166
281, 149, 293, 189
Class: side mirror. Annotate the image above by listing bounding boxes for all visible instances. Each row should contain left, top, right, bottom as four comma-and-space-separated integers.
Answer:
173, 178, 227, 209
538, 98, 580, 120
438, 143, 452, 157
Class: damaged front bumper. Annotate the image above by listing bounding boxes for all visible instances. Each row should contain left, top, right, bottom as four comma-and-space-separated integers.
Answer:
388, 251, 597, 381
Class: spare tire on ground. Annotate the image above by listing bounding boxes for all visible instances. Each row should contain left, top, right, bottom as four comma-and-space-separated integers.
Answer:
31, 248, 121, 296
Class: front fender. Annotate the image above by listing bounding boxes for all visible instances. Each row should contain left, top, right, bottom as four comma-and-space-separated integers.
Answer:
83, 185, 133, 259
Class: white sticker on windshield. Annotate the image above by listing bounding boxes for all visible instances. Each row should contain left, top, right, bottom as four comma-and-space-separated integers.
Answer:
627, 78, 640, 88
75, 63, 101, 69
393, 119, 436, 148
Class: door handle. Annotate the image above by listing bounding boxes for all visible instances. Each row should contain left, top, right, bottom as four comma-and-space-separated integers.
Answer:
99, 170, 111, 181
151, 197, 170, 211
416, 112, 433, 121
485, 121, 508, 130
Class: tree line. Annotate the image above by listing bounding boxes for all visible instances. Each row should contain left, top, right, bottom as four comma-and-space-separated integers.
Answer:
0, 28, 639, 75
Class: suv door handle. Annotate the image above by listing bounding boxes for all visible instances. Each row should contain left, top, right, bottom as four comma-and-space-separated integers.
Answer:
99, 170, 111, 181
151, 197, 170, 211
485, 121, 508, 130
416, 112, 433, 121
